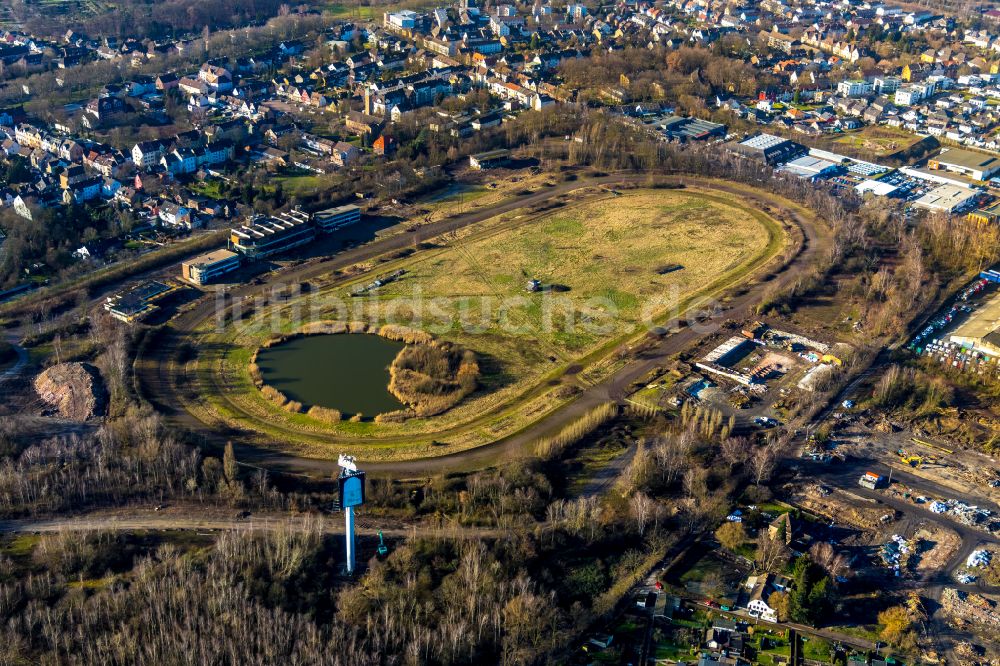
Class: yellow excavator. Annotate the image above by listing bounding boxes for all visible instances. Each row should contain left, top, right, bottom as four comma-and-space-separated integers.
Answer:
897, 449, 924, 467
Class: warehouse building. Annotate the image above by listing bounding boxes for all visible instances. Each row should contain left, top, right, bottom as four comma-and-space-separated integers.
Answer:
181, 249, 242, 285
732, 133, 807, 165
855, 179, 900, 197
105, 280, 179, 323
912, 184, 979, 214
230, 209, 315, 259
778, 155, 842, 181
469, 149, 510, 170
695, 336, 755, 385
950, 293, 1000, 357
967, 200, 1000, 226
928, 147, 1000, 182
313, 204, 361, 232
649, 115, 727, 142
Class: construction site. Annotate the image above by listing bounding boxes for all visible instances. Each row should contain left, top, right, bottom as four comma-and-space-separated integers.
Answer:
693, 322, 843, 391
630, 321, 854, 423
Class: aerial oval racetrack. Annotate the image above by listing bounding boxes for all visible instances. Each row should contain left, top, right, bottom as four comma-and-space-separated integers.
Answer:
134, 172, 825, 476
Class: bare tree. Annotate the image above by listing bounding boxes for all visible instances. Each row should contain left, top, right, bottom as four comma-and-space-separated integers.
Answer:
223, 441, 238, 483
749, 445, 775, 486
754, 532, 789, 573
809, 542, 848, 581
653, 429, 694, 485
720, 436, 750, 469
628, 492, 657, 537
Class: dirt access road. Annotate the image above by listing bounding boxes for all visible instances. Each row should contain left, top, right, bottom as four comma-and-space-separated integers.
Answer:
0, 332, 27, 384
136, 171, 827, 477
0, 509, 500, 541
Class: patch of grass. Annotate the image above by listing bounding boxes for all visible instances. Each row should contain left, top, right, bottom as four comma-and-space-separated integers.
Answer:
323, 2, 380, 19
801, 636, 833, 663
834, 125, 921, 156
68, 576, 114, 590
0, 534, 39, 557
755, 631, 791, 662
679, 557, 716, 585
825, 624, 880, 642
654, 642, 694, 661
564, 438, 630, 496
274, 172, 329, 197
628, 375, 677, 412
188, 179, 224, 199
745, 499, 794, 515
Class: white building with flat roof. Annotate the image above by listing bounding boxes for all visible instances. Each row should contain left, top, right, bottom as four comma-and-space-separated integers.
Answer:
837, 79, 873, 97
912, 184, 979, 214
313, 204, 361, 232
181, 249, 241, 285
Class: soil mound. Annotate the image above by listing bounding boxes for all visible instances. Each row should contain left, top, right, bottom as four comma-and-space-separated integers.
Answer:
34, 362, 107, 421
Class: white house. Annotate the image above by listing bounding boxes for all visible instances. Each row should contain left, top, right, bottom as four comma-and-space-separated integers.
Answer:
158, 203, 194, 228
161, 148, 197, 175
132, 140, 166, 168
743, 573, 786, 622
836, 79, 872, 97
894, 86, 923, 106
873, 76, 900, 94
385, 9, 417, 30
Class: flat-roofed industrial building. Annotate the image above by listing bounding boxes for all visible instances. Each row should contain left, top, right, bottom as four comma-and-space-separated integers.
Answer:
313, 204, 361, 232
105, 280, 179, 323
731, 133, 808, 166
181, 248, 241, 285
950, 292, 1000, 357
230, 210, 315, 259
649, 115, 727, 142
469, 149, 510, 170
778, 155, 842, 180
912, 184, 979, 214
928, 147, 1000, 182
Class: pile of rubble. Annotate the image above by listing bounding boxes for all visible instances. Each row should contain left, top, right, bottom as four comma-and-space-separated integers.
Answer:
881, 535, 911, 575
956, 551, 993, 584
942, 588, 1000, 629
33, 362, 107, 421
928, 498, 993, 528
968, 550, 993, 569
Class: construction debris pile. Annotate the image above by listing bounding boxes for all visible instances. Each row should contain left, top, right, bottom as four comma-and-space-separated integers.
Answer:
881, 535, 912, 575
942, 588, 1000, 629
968, 550, 993, 569
957, 551, 992, 584
927, 498, 995, 532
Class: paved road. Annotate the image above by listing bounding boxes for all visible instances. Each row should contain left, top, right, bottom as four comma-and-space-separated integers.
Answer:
135, 173, 827, 476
